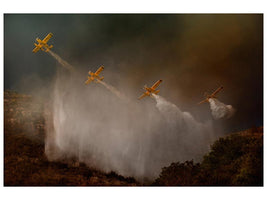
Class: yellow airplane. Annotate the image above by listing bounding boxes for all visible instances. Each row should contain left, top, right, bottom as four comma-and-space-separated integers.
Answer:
85, 66, 104, 84
198, 86, 224, 104
138, 80, 162, 100
32, 33, 53, 53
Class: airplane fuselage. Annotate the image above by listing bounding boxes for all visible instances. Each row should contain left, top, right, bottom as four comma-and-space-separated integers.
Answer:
85, 66, 104, 84
198, 86, 223, 104
86, 70, 104, 83
33, 33, 53, 53
88, 72, 102, 81
138, 80, 162, 99
144, 86, 159, 96
206, 93, 218, 99
144, 86, 154, 93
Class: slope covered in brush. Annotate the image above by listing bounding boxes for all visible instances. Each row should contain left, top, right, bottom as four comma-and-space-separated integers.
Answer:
153, 127, 263, 186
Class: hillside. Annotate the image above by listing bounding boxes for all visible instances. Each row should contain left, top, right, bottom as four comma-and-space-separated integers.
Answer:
4, 90, 138, 186
4, 90, 263, 186
153, 127, 263, 186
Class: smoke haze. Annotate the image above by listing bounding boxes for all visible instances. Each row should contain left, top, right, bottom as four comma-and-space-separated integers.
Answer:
4, 14, 263, 132
45, 69, 214, 181
4, 14, 263, 180
48, 50, 74, 71
98, 80, 129, 102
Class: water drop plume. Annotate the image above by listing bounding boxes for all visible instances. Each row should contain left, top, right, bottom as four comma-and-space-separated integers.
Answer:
45, 72, 215, 182
208, 98, 235, 120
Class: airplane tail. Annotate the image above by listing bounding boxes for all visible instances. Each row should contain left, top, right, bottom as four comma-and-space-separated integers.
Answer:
85, 78, 92, 85
198, 99, 208, 105
45, 45, 53, 52
144, 85, 149, 91
138, 93, 148, 100
154, 90, 160, 95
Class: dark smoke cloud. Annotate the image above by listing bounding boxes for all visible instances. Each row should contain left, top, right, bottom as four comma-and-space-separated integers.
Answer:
4, 14, 263, 133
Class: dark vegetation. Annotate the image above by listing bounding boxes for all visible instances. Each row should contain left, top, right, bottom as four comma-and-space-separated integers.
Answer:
153, 127, 263, 186
4, 90, 138, 186
4, 90, 263, 186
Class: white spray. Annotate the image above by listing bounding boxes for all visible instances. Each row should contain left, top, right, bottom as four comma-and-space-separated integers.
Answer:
152, 94, 214, 158
45, 69, 216, 182
208, 98, 235, 120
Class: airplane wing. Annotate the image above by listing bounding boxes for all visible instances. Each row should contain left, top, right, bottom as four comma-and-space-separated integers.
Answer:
151, 80, 162, 90
95, 66, 104, 75
42, 33, 53, 43
211, 86, 223, 97
198, 99, 208, 105
138, 93, 148, 100
85, 78, 92, 85
32, 46, 41, 53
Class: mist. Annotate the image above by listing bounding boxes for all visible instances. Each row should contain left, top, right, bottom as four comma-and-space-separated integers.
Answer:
208, 98, 235, 120
45, 64, 215, 181
47, 51, 75, 71
98, 80, 129, 102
